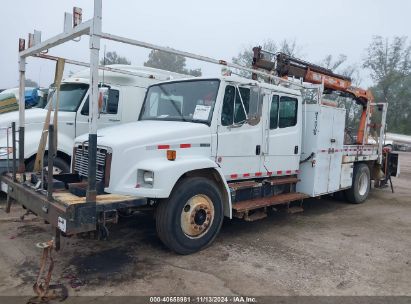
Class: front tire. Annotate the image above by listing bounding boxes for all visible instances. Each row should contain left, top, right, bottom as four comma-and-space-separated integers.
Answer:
345, 163, 371, 204
26, 156, 70, 174
155, 177, 224, 255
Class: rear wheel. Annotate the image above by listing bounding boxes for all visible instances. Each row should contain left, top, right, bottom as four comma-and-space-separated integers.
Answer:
155, 177, 224, 254
345, 163, 370, 204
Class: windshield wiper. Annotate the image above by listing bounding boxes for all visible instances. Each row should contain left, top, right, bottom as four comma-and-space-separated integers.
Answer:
188, 118, 210, 125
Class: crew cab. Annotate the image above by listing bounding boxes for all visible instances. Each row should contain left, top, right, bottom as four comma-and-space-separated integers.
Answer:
72, 76, 307, 253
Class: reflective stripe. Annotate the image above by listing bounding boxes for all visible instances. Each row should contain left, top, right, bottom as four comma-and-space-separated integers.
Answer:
227, 169, 299, 180
157, 144, 170, 150
146, 143, 210, 150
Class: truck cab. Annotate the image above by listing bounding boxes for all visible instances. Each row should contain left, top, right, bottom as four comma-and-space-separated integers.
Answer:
73, 76, 304, 253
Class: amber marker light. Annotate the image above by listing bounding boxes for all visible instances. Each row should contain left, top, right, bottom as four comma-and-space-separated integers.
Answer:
167, 150, 176, 161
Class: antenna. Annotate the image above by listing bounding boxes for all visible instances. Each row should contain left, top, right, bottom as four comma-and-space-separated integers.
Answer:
102, 44, 106, 85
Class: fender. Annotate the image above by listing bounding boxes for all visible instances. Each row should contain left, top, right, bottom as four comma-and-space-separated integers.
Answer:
23, 127, 74, 161
107, 157, 232, 218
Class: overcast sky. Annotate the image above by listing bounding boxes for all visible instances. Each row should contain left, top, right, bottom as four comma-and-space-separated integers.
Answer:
1, 0, 410, 89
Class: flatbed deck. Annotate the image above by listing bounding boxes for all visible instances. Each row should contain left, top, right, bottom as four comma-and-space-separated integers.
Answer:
1, 173, 146, 235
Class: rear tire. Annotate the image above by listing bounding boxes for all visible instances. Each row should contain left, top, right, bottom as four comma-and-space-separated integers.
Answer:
345, 163, 370, 204
155, 177, 224, 255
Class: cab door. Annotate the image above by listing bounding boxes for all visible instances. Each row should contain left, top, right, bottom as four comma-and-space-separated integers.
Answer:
262, 93, 302, 175
75, 87, 122, 137
216, 84, 263, 180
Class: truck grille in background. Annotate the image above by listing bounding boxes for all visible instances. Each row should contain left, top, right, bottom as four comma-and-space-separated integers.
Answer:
74, 145, 108, 182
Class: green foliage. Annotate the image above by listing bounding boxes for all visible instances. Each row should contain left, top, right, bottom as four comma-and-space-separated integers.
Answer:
144, 50, 202, 76
100, 51, 131, 65
25, 78, 38, 87
232, 39, 301, 77
318, 54, 363, 133
364, 36, 411, 135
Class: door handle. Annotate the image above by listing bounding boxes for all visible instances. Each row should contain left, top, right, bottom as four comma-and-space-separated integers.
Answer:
108, 119, 120, 122
66, 122, 74, 126
294, 146, 299, 154
256, 145, 261, 155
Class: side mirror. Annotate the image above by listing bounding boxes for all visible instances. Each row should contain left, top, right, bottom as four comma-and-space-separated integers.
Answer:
247, 87, 262, 126
98, 87, 109, 114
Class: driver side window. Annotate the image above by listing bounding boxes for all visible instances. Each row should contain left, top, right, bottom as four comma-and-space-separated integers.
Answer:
80, 89, 120, 116
221, 85, 250, 126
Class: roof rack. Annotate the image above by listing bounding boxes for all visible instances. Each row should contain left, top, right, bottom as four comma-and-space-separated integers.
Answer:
15, 0, 313, 204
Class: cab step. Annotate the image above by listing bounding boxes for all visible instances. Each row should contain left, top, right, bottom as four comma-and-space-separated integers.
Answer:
264, 176, 299, 186
232, 192, 308, 213
228, 176, 299, 191
228, 180, 261, 191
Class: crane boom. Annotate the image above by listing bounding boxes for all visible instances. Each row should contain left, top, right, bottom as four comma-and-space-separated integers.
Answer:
252, 47, 373, 105
251, 46, 374, 144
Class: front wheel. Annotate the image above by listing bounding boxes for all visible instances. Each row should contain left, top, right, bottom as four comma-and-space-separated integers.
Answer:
26, 156, 70, 174
345, 163, 371, 204
155, 177, 224, 255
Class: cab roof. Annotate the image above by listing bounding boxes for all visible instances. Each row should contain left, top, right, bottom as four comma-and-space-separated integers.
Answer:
63, 65, 191, 86
150, 75, 302, 96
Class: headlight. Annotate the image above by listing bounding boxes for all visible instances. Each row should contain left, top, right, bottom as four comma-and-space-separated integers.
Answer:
143, 170, 154, 185
0, 147, 12, 158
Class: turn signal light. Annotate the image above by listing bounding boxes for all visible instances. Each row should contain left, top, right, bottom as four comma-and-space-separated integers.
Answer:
167, 150, 176, 161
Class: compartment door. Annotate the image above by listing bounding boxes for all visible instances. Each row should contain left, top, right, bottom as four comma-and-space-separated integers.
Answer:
313, 107, 333, 195
328, 109, 345, 192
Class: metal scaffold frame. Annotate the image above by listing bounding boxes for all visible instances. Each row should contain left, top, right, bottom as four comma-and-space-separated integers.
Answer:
17, 0, 307, 206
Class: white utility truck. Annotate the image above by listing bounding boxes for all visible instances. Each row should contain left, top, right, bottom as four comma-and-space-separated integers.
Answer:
69, 51, 398, 254
2, 2, 398, 258
0, 65, 187, 175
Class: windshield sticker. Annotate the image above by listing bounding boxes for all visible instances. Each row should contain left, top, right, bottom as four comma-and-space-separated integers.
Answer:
193, 105, 211, 120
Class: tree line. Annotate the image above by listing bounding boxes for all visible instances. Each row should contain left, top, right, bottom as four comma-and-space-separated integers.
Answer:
101, 36, 411, 135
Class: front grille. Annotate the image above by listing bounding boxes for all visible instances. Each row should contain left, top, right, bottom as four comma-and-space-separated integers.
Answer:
74, 145, 109, 182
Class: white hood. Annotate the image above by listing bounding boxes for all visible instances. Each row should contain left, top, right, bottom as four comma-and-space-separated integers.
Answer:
75, 120, 212, 149
0, 108, 75, 129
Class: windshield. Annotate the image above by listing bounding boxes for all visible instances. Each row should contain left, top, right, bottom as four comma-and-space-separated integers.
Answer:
140, 80, 220, 124
47, 83, 89, 112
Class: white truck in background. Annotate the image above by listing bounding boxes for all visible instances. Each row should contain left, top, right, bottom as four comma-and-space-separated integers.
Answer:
0, 65, 188, 175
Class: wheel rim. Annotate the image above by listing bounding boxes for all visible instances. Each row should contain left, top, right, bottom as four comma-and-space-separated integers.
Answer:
44, 166, 63, 175
358, 171, 369, 196
180, 194, 214, 239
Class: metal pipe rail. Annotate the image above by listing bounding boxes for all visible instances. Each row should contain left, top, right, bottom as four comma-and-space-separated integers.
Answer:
15, 0, 306, 209
35, 54, 173, 80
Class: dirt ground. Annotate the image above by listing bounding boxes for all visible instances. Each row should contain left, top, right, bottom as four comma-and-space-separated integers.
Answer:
0, 153, 410, 299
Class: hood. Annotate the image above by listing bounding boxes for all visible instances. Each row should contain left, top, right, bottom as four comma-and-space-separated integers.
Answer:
0, 108, 75, 128
76, 120, 212, 148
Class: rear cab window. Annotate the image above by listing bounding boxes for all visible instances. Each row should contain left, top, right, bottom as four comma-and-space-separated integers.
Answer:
279, 96, 298, 128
